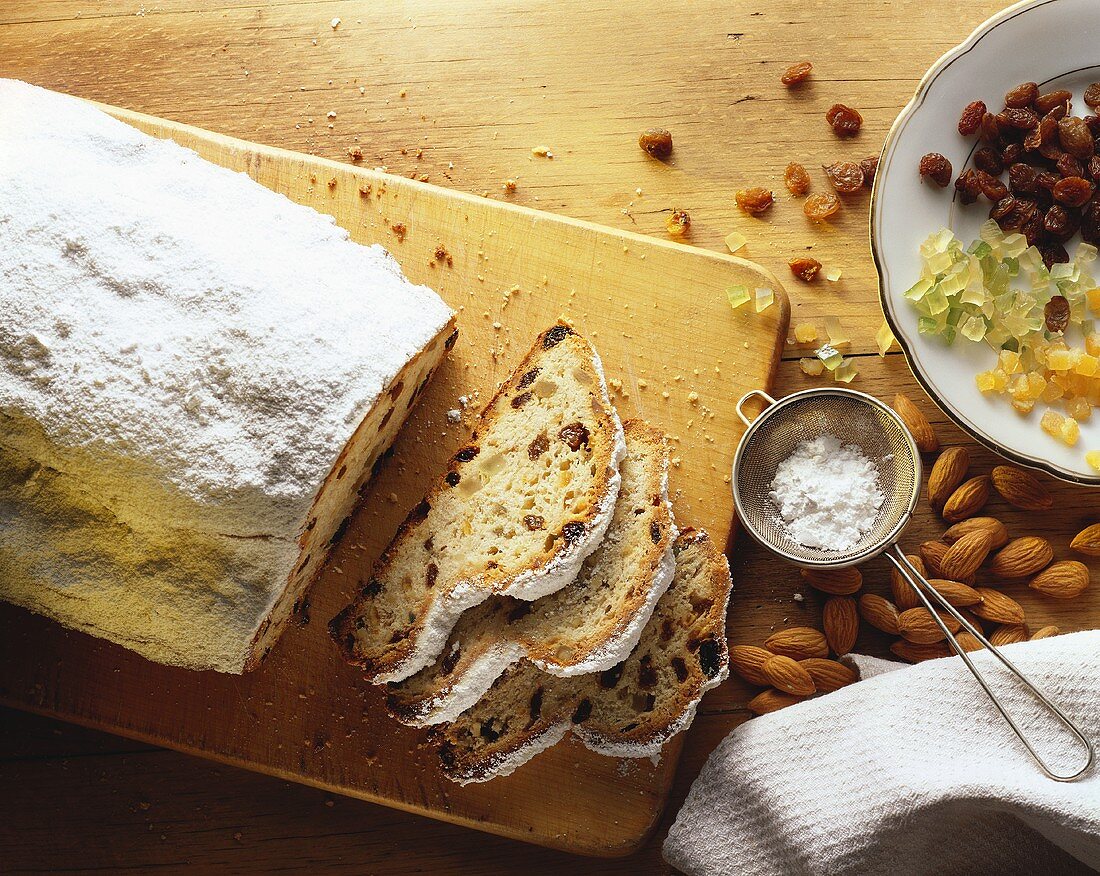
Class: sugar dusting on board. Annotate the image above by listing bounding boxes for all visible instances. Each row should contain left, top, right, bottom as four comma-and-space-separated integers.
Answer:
768, 434, 884, 551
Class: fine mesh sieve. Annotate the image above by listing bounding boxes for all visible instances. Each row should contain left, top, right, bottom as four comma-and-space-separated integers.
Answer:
731, 386, 1093, 782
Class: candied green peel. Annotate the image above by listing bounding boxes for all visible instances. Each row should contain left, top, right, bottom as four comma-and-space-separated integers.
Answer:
909, 223, 1100, 463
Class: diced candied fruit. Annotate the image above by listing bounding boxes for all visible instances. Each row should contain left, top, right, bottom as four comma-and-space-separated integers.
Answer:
976, 370, 999, 393
1013, 398, 1036, 414
1067, 397, 1092, 421
1041, 380, 1065, 402
1076, 354, 1099, 376
833, 359, 859, 383
999, 350, 1022, 374
876, 321, 896, 356
1086, 450, 1100, 471
1041, 409, 1065, 436
1062, 417, 1081, 446
1048, 349, 1076, 370
725, 231, 747, 253
754, 287, 775, 312
815, 344, 844, 370
793, 323, 818, 343
799, 357, 825, 377
824, 316, 849, 345
1087, 288, 1100, 313
1088, 333, 1100, 357
823, 266, 842, 282
726, 285, 750, 309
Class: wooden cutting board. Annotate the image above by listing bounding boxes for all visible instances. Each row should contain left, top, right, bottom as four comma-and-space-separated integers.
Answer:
0, 103, 788, 857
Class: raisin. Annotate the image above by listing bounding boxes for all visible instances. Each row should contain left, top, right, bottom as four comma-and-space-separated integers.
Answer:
1053, 176, 1094, 207
1089, 156, 1100, 181
542, 324, 573, 348
441, 646, 461, 675
571, 699, 592, 724
1039, 241, 1070, 268
698, 639, 722, 678
479, 720, 501, 742
425, 563, 438, 588
1086, 115, 1100, 135
1036, 170, 1060, 193
560, 521, 586, 544
1009, 163, 1039, 194
671, 657, 689, 683
517, 367, 541, 389
822, 160, 864, 193
976, 170, 1009, 202
973, 147, 1004, 175
1005, 81, 1039, 108
1043, 205, 1076, 241
1002, 142, 1024, 165
735, 187, 774, 215
998, 107, 1039, 130
825, 103, 863, 136
803, 192, 840, 221
860, 155, 879, 186
980, 112, 1001, 144
784, 161, 811, 196
638, 655, 658, 689
445, 470, 460, 486
1057, 153, 1085, 179
599, 662, 625, 689
954, 168, 982, 204
788, 256, 822, 281
558, 422, 590, 451
918, 152, 952, 187
1086, 84, 1100, 109
360, 577, 383, 598
650, 521, 662, 544
638, 127, 673, 159
780, 61, 813, 86
958, 100, 986, 136
1058, 116, 1095, 159
1035, 90, 1073, 115
527, 433, 548, 459
666, 209, 691, 237
510, 391, 532, 409
528, 686, 544, 725
522, 514, 545, 531
1039, 140, 1066, 162
990, 195, 1019, 222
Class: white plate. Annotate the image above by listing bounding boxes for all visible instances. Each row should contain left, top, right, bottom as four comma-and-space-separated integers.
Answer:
872, 0, 1100, 485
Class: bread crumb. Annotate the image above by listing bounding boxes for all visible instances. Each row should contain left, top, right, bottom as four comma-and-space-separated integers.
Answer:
687, 391, 699, 404
503, 179, 517, 193
531, 146, 554, 158
391, 222, 407, 241
446, 409, 461, 424
330, 17, 340, 28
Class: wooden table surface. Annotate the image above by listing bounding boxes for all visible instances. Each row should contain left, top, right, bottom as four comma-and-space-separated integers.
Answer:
4, 0, 1098, 873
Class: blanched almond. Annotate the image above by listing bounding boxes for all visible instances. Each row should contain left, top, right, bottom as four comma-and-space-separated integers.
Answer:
898, 607, 960, 643
747, 688, 806, 715
940, 530, 993, 582
822, 596, 859, 655
927, 446, 969, 511
859, 593, 901, 635
1029, 560, 1090, 599
764, 627, 829, 660
990, 465, 1053, 511
800, 658, 858, 693
971, 587, 1026, 624
944, 516, 1008, 550
988, 536, 1053, 579
893, 393, 939, 453
728, 644, 774, 686
800, 566, 862, 596
942, 475, 991, 523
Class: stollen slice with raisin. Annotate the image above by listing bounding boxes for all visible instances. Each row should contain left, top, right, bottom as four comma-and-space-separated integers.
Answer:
330, 322, 626, 683
435, 528, 732, 784
386, 419, 676, 725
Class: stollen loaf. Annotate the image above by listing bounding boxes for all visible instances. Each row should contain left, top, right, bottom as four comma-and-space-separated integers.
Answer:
0, 79, 456, 672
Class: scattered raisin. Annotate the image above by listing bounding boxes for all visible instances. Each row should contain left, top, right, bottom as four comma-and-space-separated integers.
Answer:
980, 112, 1001, 144
445, 470, 460, 486
599, 663, 625, 689
954, 168, 982, 204
523, 514, 546, 531
860, 155, 879, 186
788, 256, 822, 281
527, 433, 549, 459
990, 195, 1019, 222
825, 103, 862, 137
1045, 295, 1071, 333
698, 639, 722, 678
666, 209, 691, 236
1004, 81, 1039, 108
975, 170, 1009, 202
510, 391, 532, 409
784, 162, 812, 196
1039, 241, 1070, 268
803, 192, 840, 221
1087, 115, 1100, 135
1089, 155, 1100, 181
780, 61, 813, 86
958, 100, 986, 136
558, 422, 590, 451
1053, 176, 1094, 207
571, 699, 592, 724
542, 324, 573, 348
638, 127, 673, 159
560, 521, 586, 544
822, 161, 864, 193
918, 152, 952, 187
1058, 116, 1095, 159
735, 187, 774, 215
1002, 142, 1024, 165
1035, 90, 1073, 115
1008, 162, 1039, 194
1085, 83, 1100, 108
1043, 205, 1075, 240
997, 107, 1039, 130
528, 687, 544, 725
973, 147, 1004, 175
1036, 170, 1060, 193
1057, 153, 1085, 179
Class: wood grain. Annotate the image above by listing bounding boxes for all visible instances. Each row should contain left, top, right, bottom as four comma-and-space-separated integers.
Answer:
4, 0, 1099, 873
0, 103, 788, 856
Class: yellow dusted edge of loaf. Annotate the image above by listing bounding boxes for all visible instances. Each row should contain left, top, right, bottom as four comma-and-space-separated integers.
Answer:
0, 318, 457, 674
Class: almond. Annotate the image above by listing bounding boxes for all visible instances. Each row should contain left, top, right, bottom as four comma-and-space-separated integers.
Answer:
927, 446, 969, 511
898, 607, 960, 643
859, 593, 901, 635
822, 596, 859, 655
764, 626, 829, 660
988, 536, 1053, 579
1031, 625, 1061, 641
763, 655, 817, 696
988, 623, 1029, 646
727, 644, 773, 686
971, 587, 1026, 624
944, 516, 1008, 550
941, 475, 991, 523
926, 578, 983, 607
918, 541, 949, 577
1069, 523, 1100, 557
891, 554, 925, 610
955, 630, 984, 653
890, 638, 952, 663
800, 657, 858, 693
990, 465, 1053, 511
939, 530, 993, 582
892, 392, 939, 453
956, 607, 984, 632
800, 566, 862, 596
747, 688, 806, 715
1029, 560, 1090, 599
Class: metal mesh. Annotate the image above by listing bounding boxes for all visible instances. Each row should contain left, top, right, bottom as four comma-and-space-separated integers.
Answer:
733, 389, 921, 567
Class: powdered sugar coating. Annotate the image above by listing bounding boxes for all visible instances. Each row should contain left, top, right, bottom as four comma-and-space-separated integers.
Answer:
0, 79, 453, 540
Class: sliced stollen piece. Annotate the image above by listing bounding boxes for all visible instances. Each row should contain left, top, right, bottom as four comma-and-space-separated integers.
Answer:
386, 419, 676, 726
331, 323, 626, 683
435, 528, 733, 785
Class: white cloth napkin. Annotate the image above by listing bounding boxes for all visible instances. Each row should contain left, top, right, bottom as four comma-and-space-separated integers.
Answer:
663, 630, 1100, 876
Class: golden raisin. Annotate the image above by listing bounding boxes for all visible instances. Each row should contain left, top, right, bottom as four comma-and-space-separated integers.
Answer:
825, 103, 862, 137
1045, 295, 1070, 333
860, 155, 879, 186
784, 162, 811, 196
638, 128, 673, 159
1004, 81, 1038, 108
788, 257, 822, 281
918, 152, 952, 187
666, 209, 691, 236
997, 107, 1039, 130
735, 187, 774, 215
958, 100, 986, 136
823, 161, 864, 193
1085, 83, 1100, 108
1035, 90, 1072, 115
803, 192, 840, 221
780, 61, 813, 86
1053, 176, 1094, 207
1058, 117, 1095, 159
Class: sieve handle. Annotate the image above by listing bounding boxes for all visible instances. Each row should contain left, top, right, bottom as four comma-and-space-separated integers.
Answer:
886, 546, 1094, 782
735, 389, 776, 427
